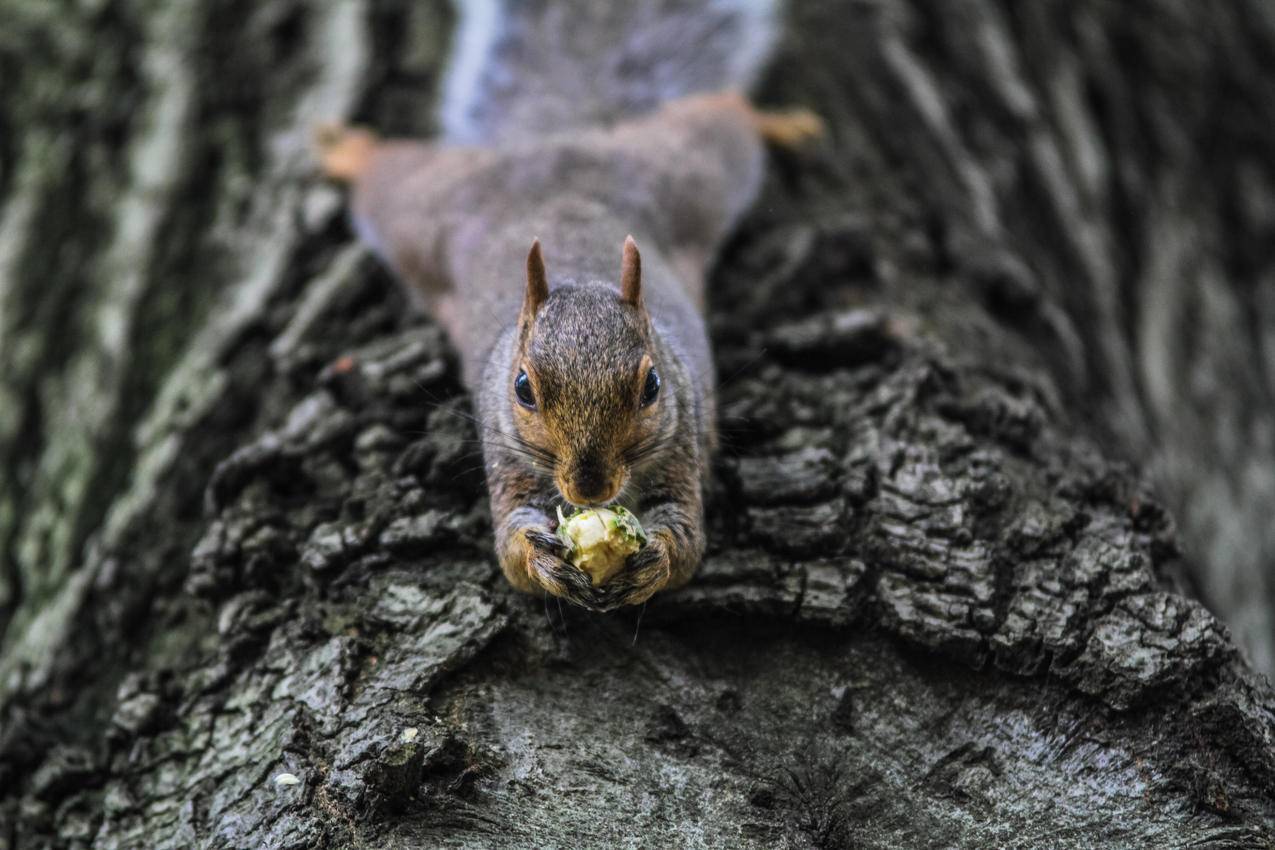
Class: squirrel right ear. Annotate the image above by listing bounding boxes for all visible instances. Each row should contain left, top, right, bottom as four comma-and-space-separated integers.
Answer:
619, 235, 642, 308
524, 239, 549, 318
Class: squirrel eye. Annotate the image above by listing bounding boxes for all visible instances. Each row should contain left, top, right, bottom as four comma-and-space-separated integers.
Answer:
640, 366, 660, 407
514, 370, 536, 409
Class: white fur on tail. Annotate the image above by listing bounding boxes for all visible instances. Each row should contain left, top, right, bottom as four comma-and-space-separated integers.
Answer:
438, 0, 778, 144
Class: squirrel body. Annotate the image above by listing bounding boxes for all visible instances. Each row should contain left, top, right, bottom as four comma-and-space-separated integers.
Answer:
329, 94, 794, 608
324, 71, 820, 609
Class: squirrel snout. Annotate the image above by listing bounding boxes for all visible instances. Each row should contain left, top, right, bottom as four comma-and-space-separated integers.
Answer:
558, 458, 624, 507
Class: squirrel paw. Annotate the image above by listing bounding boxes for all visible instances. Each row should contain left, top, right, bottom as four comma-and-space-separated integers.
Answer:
315, 123, 378, 182
600, 536, 672, 610
523, 529, 609, 611
753, 108, 824, 149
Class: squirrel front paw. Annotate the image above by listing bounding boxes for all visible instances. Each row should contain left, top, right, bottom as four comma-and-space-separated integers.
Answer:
518, 528, 609, 611
601, 534, 673, 610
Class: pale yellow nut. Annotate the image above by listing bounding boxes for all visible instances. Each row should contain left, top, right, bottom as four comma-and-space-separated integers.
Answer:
556, 506, 647, 586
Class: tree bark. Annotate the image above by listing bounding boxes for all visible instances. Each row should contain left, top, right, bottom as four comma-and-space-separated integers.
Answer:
2, 1, 1274, 848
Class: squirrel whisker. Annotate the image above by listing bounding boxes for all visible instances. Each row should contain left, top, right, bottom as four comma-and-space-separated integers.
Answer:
415, 393, 560, 467
623, 433, 676, 467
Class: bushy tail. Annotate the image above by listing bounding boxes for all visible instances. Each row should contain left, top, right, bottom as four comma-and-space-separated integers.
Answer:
439, 0, 779, 144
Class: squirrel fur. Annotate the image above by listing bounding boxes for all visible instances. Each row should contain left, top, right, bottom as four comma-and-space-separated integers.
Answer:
319, 5, 819, 610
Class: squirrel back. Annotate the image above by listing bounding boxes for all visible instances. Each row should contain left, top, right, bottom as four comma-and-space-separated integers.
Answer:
351, 95, 765, 391
440, 0, 778, 143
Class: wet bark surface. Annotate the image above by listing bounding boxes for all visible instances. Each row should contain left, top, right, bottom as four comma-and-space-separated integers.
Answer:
1, 1, 1274, 848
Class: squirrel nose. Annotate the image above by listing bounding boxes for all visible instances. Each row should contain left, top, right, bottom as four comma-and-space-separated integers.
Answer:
559, 455, 625, 507
572, 461, 608, 504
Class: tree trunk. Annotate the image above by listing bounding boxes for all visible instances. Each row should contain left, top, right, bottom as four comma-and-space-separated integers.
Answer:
2, 1, 1274, 848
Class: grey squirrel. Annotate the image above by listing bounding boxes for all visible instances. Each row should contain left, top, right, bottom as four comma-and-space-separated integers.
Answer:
318, 1, 819, 610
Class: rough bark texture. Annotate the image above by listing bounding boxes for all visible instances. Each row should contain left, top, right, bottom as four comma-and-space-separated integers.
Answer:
2, 1, 1274, 848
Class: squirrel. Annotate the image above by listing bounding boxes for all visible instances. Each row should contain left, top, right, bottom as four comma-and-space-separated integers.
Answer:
317, 3, 819, 611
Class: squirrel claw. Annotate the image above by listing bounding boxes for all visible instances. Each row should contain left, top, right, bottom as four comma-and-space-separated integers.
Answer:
524, 529, 607, 611
525, 528, 567, 557
600, 538, 672, 610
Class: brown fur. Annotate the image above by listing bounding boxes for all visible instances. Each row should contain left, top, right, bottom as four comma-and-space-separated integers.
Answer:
319, 92, 819, 609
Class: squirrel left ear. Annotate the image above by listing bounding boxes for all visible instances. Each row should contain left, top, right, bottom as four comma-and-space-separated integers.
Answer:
524, 238, 549, 318
619, 235, 642, 308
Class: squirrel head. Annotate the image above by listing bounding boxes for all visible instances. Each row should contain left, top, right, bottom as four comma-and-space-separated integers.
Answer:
509, 237, 673, 507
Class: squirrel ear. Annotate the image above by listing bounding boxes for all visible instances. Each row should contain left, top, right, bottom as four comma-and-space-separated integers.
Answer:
524, 238, 549, 317
619, 235, 642, 308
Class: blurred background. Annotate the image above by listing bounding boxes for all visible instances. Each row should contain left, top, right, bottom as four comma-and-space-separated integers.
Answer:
1, 0, 1273, 692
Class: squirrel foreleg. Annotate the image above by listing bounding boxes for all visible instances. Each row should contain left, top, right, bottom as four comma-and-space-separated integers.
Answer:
494, 502, 609, 611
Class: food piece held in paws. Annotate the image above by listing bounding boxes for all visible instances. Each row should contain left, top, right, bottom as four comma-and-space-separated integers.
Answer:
556, 506, 647, 586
